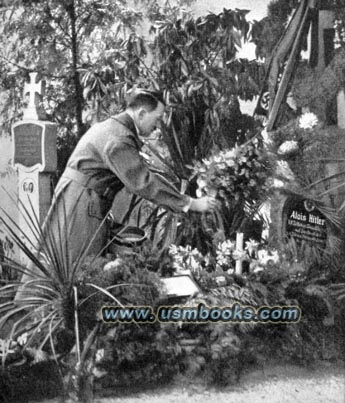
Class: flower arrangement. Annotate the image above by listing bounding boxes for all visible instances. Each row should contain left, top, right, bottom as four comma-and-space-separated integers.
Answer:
189, 142, 271, 210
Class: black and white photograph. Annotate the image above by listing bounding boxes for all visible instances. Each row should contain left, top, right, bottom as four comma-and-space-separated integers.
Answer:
0, 0, 344, 402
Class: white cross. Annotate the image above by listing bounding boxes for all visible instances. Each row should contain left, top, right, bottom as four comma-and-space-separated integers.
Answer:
23, 72, 44, 120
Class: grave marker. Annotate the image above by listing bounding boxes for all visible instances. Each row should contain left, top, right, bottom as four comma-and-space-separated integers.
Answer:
282, 197, 327, 248
12, 72, 57, 263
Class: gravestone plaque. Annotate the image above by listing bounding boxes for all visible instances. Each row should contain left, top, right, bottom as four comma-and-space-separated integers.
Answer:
283, 197, 327, 248
13, 124, 43, 167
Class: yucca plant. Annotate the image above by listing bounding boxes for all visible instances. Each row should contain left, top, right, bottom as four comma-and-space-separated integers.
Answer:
0, 192, 131, 402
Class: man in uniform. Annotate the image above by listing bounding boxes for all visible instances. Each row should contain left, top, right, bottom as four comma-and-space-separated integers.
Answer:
18, 89, 217, 294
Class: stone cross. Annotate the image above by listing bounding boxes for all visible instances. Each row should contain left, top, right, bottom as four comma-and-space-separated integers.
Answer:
23, 72, 46, 121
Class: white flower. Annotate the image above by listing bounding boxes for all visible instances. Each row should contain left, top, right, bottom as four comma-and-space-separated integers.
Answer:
196, 177, 208, 189
103, 258, 125, 272
223, 149, 236, 160
221, 149, 236, 167
32, 348, 48, 363
273, 179, 285, 188
204, 253, 211, 267
169, 244, 203, 273
17, 332, 28, 346
169, 244, 179, 256
95, 348, 105, 363
275, 160, 295, 181
232, 249, 248, 261
299, 112, 318, 130
258, 249, 279, 265
245, 239, 259, 255
216, 255, 230, 267
202, 158, 212, 167
277, 140, 299, 155
217, 240, 235, 254
216, 240, 235, 266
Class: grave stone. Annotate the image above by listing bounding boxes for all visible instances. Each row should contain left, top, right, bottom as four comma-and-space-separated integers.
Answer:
282, 196, 328, 249
12, 72, 57, 263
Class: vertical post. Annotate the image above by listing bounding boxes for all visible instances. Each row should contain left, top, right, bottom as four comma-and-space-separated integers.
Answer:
337, 89, 345, 129
316, 10, 335, 73
235, 232, 244, 275
317, 9, 335, 123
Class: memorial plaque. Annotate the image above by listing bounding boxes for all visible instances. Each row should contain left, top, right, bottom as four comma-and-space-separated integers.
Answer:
283, 197, 327, 248
13, 123, 42, 167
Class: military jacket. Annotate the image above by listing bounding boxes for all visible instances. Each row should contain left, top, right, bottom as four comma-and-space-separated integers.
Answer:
66, 112, 190, 213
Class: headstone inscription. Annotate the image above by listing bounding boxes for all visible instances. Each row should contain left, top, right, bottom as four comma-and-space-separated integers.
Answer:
12, 72, 57, 263
282, 197, 327, 248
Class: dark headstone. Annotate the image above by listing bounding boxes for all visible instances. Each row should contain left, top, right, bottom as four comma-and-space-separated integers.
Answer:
283, 197, 327, 248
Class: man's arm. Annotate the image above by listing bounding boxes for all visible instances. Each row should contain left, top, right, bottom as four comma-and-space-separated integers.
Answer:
103, 138, 216, 213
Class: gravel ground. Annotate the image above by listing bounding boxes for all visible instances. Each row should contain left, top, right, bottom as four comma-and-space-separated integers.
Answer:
38, 360, 345, 403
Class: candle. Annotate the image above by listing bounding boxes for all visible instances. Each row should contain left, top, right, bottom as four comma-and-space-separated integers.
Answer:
235, 232, 244, 275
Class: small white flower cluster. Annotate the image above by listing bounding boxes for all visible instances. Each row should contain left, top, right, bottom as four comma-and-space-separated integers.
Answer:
169, 244, 204, 275
17, 332, 28, 346
216, 239, 261, 271
169, 240, 280, 277
257, 249, 279, 265
251, 249, 280, 273
298, 112, 318, 130
216, 240, 235, 267
277, 140, 299, 155
95, 348, 105, 363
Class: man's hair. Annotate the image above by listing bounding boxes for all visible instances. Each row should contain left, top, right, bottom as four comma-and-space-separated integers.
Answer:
126, 89, 165, 112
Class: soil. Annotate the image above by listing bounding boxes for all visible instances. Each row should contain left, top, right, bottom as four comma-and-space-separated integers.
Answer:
34, 360, 345, 403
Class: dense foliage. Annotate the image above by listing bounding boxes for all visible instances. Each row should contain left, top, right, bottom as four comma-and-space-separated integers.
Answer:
251, 0, 299, 60
0, 0, 265, 174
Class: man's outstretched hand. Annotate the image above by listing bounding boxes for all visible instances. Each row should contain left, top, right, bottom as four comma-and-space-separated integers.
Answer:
190, 196, 218, 213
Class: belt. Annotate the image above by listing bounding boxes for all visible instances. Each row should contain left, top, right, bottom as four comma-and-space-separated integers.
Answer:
62, 167, 116, 202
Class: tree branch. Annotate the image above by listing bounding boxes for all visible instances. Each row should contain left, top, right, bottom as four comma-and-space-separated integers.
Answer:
64, 0, 85, 139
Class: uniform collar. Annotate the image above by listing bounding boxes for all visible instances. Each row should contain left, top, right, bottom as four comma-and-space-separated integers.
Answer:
111, 112, 144, 148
